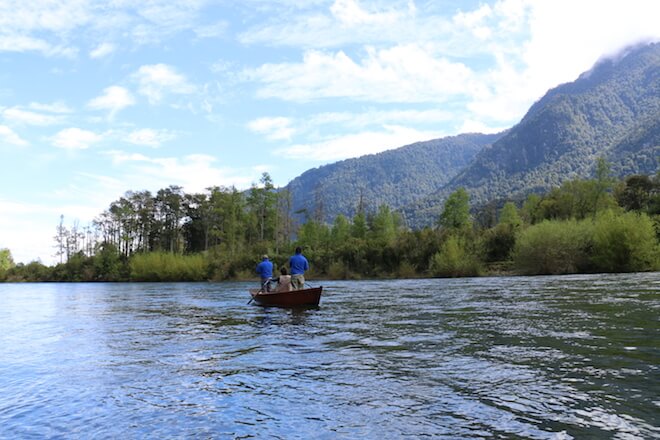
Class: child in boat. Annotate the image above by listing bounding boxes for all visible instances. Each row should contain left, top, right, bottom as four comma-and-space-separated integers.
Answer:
274, 267, 292, 292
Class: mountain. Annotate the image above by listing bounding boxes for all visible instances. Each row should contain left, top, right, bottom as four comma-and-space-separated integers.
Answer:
609, 112, 660, 176
404, 42, 660, 227
285, 132, 502, 222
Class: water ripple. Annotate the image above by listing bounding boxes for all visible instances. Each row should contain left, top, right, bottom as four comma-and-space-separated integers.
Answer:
0, 275, 658, 438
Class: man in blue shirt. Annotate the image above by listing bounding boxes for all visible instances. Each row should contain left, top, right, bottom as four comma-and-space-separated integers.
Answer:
256, 254, 273, 291
289, 247, 309, 290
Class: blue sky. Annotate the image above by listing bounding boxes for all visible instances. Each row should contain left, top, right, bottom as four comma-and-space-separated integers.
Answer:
1, 0, 659, 264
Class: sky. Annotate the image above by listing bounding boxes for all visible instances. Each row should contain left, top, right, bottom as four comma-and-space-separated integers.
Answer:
1, 0, 659, 265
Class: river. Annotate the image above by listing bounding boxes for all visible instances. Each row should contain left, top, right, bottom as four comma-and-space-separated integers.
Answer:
0, 273, 658, 439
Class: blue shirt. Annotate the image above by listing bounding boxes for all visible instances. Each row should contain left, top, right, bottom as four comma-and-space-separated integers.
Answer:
289, 253, 309, 275
256, 259, 273, 279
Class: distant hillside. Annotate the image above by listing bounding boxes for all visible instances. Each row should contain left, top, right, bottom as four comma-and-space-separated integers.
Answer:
286, 133, 502, 222
405, 42, 660, 227
608, 112, 660, 176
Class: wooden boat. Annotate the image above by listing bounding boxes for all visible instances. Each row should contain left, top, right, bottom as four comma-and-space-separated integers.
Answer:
249, 286, 323, 307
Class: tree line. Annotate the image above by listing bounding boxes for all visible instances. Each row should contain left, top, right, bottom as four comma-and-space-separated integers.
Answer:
1, 161, 658, 282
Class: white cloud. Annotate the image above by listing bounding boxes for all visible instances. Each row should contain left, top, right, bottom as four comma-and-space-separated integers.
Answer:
0, 1, 212, 56
308, 109, 455, 128
125, 128, 175, 147
52, 128, 102, 150
194, 21, 229, 38
87, 86, 135, 117
90, 42, 115, 59
248, 109, 455, 144
277, 125, 445, 162
458, 119, 508, 135
2, 107, 64, 126
0, 0, 92, 34
0, 0, 90, 56
238, 0, 435, 49
247, 117, 296, 141
246, 44, 478, 103
0, 125, 28, 146
0, 34, 77, 57
330, 0, 410, 26
241, 0, 660, 129
28, 101, 73, 113
133, 64, 196, 104
103, 150, 255, 192
463, 0, 660, 124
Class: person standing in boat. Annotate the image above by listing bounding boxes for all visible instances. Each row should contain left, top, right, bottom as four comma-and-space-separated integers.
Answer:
256, 254, 273, 292
288, 246, 309, 290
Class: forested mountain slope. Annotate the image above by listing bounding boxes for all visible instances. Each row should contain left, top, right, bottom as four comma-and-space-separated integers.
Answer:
285, 132, 502, 221
405, 42, 660, 227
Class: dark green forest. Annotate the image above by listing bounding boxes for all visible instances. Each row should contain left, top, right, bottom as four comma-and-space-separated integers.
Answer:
405, 42, 660, 227
2, 162, 658, 283
286, 132, 501, 223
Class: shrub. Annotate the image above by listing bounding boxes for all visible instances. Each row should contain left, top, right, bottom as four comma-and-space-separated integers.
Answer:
482, 224, 517, 262
591, 211, 660, 272
130, 252, 208, 281
430, 235, 481, 277
396, 261, 417, 279
513, 219, 592, 275
327, 260, 350, 279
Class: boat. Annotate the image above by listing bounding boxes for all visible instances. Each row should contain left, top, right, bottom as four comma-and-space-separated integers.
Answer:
248, 286, 323, 307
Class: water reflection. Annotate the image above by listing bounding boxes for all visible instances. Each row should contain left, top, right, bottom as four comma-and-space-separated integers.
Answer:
0, 275, 658, 438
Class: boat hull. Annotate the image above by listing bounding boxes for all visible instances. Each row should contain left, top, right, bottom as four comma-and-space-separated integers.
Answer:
249, 286, 322, 307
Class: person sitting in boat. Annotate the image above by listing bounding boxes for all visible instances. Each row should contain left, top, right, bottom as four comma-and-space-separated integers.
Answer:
255, 254, 273, 292
273, 267, 292, 292
288, 246, 309, 290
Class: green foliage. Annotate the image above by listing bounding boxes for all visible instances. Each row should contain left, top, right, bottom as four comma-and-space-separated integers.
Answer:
129, 252, 208, 282
513, 220, 593, 275
615, 174, 657, 212
439, 188, 472, 231
94, 242, 125, 281
7, 153, 660, 282
369, 204, 399, 244
351, 211, 368, 239
405, 43, 660, 227
0, 248, 14, 280
286, 133, 498, 226
482, 224, 517, 262
591, 211, 660, 272
499, 202, 522, 228
297, 220, 331, 252
429, 235, 481, 277
5, 261, 52, 282
326, 260, 352, 280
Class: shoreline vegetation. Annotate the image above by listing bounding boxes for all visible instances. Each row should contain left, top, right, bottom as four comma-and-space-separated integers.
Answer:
1, 163, 659, 283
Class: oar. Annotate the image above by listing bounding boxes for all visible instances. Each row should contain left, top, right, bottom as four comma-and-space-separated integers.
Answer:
247, 279, 270, 304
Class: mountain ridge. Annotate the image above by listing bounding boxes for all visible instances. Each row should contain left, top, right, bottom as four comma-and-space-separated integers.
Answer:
285, 132, 502, 221
284, 42, 660, 228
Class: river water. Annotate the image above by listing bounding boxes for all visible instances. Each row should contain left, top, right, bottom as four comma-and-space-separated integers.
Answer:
0, 274, 658, 439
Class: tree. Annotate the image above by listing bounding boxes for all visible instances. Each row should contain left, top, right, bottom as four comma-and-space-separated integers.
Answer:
370, 204, 398, 244
439, 188, 471, 231
615, 174, 654, 212
246, 173, 277, 243
593, 157, 616, 213
499, 202, 522, 228
331, 214, 351, 248
521, 193, 543, 224
0, 248, 14, 272
155, 185, 185, 253
429, 235, 481, 277
54, 214, 68, 263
